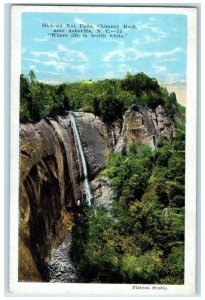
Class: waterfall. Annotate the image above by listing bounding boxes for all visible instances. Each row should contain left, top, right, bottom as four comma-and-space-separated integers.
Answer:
69, 112, 92, 206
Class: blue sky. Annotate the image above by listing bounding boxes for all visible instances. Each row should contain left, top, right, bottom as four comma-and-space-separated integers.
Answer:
22, 13, 187, 103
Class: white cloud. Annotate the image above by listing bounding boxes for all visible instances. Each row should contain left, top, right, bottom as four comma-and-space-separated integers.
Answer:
32, 51, 59, 59
58, 44, 88, 62
160, 57, 178, 62
43, 60, 58, 66
74, 17, 87, 25
152, 65, 167, 73
31, 45, 88, 65
40, 70, 60, 76
104, 39, 125, 47
72, 65, 87, 74
103, 49, 126, 62
128, 18, 168, 46
143, 33, 164, 44
41, 58, 88, 75
39, 79, 63, 85
35, 36, 50, 42
118, 64, 135, 75
23, 58, 41, 63
103, 64, 136, 80
30, 45, 89, 74
104, 62, 112, 69
149, 17, 158, 22
103, 71, 117, 78
148, 26, 167, 40
103, 47, 184, 63
43, 60, 69, 72
154, 47, 184, 58
135, 20, 167, 40
119, 64, 128, 71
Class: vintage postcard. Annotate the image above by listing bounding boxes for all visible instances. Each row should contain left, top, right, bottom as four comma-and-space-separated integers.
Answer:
10, 5, 197, 296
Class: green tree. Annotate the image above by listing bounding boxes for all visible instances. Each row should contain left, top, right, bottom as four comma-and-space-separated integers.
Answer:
20, 74, 32, 122
93, 97, 100, 116
99, 95, 125, 123
28, 70, 36, 83
165, 92, 178, 117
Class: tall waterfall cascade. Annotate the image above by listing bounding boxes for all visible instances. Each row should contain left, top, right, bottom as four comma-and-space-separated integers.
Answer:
69, 112, 92, 206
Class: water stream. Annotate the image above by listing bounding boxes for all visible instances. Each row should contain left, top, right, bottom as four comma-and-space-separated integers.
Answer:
69, 112, 92, 206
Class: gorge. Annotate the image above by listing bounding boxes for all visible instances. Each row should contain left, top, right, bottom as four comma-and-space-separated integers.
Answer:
19, 104, 183, 283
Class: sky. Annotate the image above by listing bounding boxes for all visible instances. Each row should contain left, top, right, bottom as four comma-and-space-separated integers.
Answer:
22, 13, 187, 104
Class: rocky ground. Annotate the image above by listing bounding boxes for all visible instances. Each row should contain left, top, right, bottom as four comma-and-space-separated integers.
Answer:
46, 235, 77, 283
91, 176, 113, 212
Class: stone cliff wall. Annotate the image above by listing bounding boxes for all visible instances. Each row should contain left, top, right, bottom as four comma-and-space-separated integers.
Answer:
74, 112, 113, 178
19, 114, 112, 281
19, 118, 76, 281
115, 105, 176, 152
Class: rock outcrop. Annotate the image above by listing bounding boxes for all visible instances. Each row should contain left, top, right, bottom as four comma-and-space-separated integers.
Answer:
74, 112, 113, 178
91, 177, 113, 212
115, 105, 176, 152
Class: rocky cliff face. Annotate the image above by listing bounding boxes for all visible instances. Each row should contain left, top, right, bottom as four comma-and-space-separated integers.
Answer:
19, 114, 112, 281
74, 112, 113, 178
115, 105, 176, 151
19, 106, 176, 281
19, 118, 76, 281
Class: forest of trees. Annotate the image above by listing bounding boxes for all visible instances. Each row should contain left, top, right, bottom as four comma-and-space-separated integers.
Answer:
20, 70, 185, 284
20, 71, 182, 124
71, 133, 185, 284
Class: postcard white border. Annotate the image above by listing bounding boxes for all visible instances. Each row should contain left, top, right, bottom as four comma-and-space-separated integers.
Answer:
9, 5, 197, 296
